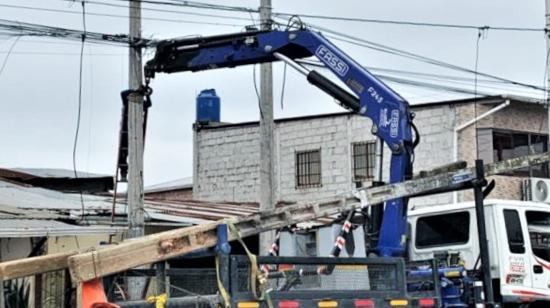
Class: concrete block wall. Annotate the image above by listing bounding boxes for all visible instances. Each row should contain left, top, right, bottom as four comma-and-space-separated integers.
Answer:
194, 114, 374, 203
194, 99, 545, 206
407, 104, 457, 207
193, 108, 459, 206
276, 114, 367, 202
194, 124, 260, 202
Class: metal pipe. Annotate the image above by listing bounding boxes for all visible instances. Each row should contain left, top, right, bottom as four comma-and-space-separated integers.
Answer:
473, 160, 495, 306
273, 52, 310, 76
116, 294, 219, 308
452, 99, 510, 203
375, 138, 384, 182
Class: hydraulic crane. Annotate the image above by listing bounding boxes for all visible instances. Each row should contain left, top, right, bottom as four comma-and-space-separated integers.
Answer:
144, 26, 419, 257
5, 23, 550, 308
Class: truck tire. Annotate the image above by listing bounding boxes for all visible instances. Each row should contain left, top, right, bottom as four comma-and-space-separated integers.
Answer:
528, 301, 550, 308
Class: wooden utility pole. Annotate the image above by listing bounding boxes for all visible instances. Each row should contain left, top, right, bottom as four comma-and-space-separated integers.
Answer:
62, 152, 550, 282
259, 0, 275, 254
127, 0, 145, 300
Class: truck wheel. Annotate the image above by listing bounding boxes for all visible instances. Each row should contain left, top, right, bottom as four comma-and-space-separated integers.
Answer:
502, 304, 530, 308
527, 301, 550, 308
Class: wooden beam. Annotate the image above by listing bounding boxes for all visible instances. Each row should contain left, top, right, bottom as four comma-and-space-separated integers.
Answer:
0, 251, 77, 280
0, 151, 537, 282
68, 222, 221, 283
68, 151, 550, 282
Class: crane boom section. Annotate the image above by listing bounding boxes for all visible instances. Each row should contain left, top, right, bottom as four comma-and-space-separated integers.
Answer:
145, 29, 415, 256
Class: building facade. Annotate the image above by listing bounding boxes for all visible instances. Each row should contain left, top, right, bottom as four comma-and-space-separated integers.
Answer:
193, 95, 548, 208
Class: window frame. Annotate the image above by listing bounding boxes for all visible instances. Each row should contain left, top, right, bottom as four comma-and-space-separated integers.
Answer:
351, 141, 376, 182
295, 149, 322, 189
415, 211, 471, 249
526, 210, 550, 262
492, 129, 548, 178
503, 209, 526, 254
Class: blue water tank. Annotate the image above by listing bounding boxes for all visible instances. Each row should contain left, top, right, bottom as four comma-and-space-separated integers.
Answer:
196, 89, 220, 123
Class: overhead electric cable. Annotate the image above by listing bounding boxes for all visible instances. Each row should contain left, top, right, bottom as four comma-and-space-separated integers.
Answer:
106, 0, 258, 13
0, 36, 20, 78
58, 0, 252, 21
300, 21, 548, 92
74, 0, 87, 221
105, 0, 542, 33
0, 3, 248, 27
0, 18, 153, 47
273, 12, 545, 32
297, 59, 541, 98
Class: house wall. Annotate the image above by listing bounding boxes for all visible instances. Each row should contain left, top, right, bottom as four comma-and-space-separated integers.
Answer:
145, 188, 193, 200
195, 124, 261, 202
406, 104, 457, 206
44, 234, 124, 308
194, 105, 457, 206
456, 101, 548, 201
194, 100, 547, 206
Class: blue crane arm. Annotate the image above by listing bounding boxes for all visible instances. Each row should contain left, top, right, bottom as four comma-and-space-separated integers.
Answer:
145, 29, 416, 257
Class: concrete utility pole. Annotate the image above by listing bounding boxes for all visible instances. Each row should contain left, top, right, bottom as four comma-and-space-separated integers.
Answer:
259, 0, 275, 254
546, 0, 550, 142
127, 0, 145, 300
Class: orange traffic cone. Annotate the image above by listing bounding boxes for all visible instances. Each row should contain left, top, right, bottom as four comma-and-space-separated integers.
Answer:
81, 279, 120, 308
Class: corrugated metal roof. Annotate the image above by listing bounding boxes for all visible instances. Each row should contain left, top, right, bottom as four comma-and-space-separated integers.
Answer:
144, 177, 193, 193
0, 180, 113, 212
143, 199, 258, 223
0, 219, 125, 237
0, 179, 332, 229
143, 198, 333, 227
11, 168, 110, 179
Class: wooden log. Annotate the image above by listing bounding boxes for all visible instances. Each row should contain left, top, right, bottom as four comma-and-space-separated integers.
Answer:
68, 222, 221, 283
42, 151, 550, 282
0, 251, 78, 280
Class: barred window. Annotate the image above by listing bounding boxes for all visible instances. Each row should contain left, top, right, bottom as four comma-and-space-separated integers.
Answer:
352, 141, 376, 181
295, 149, 321, 188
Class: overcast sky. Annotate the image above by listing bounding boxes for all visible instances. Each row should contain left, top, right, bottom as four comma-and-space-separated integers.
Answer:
0, 0, 546, 186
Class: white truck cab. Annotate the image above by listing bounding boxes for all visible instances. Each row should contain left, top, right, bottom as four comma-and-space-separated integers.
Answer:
408, 199, 550, 305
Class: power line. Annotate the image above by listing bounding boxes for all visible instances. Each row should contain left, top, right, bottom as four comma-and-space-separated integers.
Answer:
273, 12, 545, 32
105, 0, 543, 34
297, 60, 529, 98
73, 0, 87, 221
299, 59, 512, 86
57, 0, 252, 22
106, 0, 258, 13
299, 21, 548, 92
0, 36, 20, 78
0, 50, 124, 56
0, 3, 249, 27
380, 74, 494, 96
0, 18, 152, 47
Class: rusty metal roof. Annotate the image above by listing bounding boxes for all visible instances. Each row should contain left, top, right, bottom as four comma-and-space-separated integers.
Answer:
0, 178, 332, 229
144, 198, 258, 222
143, 198, 333, 227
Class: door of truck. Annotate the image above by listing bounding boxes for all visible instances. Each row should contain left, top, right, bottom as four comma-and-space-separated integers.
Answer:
496, 207, 534, 300
525, 210, 550, 298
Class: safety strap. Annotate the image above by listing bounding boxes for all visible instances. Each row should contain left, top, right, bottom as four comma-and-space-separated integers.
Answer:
227, 222, 273, 308
146, 293, 167, 308
215, 255, 231, 308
